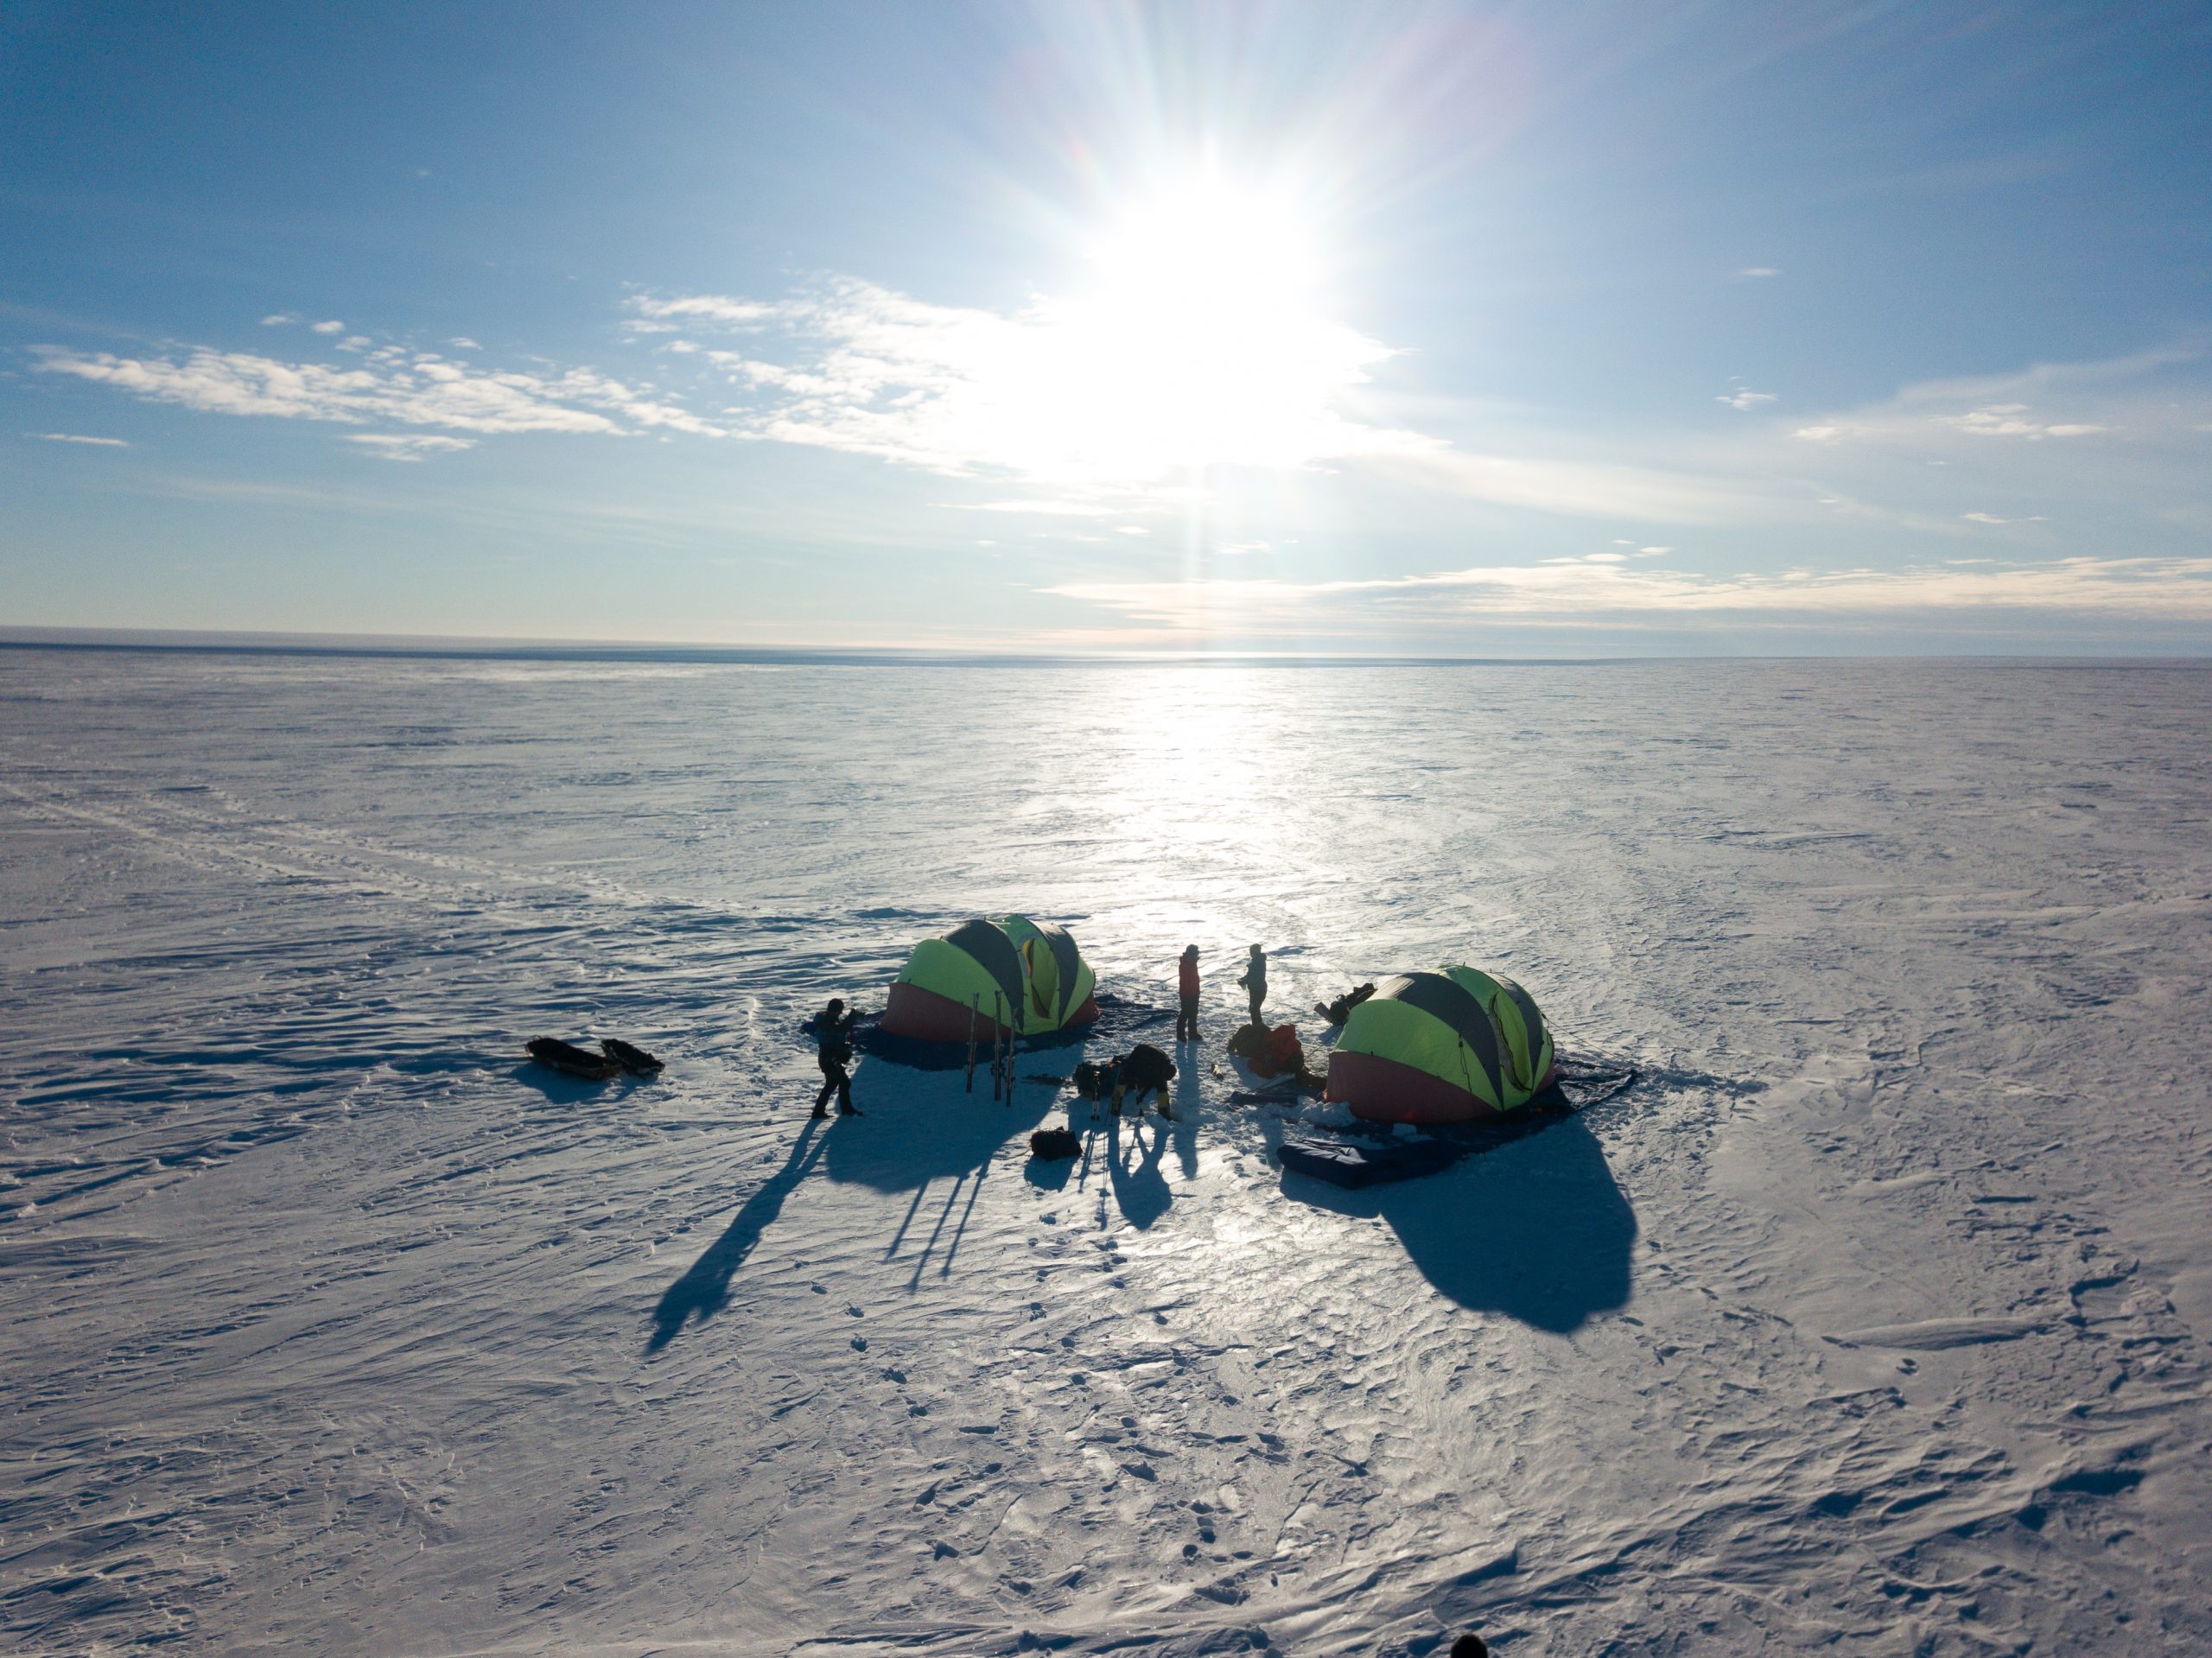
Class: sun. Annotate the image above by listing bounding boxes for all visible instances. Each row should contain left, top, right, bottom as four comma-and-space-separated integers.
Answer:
1090, 180, 1323, 321
1014, 177, 1388, 481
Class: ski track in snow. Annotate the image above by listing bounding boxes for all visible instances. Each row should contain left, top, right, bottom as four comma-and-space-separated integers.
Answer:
2, 651, 2209, 1656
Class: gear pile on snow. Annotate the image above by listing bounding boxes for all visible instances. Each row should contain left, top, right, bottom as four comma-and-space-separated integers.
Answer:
1027, 1127, 1083, 1160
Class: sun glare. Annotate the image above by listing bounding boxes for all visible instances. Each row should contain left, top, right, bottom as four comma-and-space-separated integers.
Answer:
1013, 177, 1392, 484
1091, 182, 1323, 317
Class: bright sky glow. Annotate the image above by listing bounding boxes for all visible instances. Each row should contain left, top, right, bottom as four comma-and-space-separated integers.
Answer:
3, 3, 2209, 652
1036, 180, 1390, 479
616, 177, 1416, 493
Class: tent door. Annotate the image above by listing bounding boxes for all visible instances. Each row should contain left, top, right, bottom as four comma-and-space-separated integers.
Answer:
1023, 937, 1059, 1026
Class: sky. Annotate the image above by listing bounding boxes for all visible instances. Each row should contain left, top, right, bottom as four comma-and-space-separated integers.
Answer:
3, 0, 2209, 654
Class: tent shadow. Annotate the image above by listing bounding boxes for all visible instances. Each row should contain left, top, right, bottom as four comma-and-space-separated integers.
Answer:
646, 1119, 830, 1353
1281, 1114, 1637, 1333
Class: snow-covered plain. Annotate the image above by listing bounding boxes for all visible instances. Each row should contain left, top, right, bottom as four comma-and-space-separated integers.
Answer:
2, 647, 2209, 1657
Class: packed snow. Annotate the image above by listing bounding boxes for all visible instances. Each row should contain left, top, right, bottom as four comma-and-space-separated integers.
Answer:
2, 647, 2209, 1656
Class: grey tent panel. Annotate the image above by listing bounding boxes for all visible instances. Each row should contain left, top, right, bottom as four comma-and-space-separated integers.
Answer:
1375, 971, 1506, 1101
944, 918, 1025, 1012
1033, 919, 1084, 1025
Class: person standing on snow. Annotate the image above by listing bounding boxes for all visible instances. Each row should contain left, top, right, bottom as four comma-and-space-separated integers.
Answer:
1174, 945, 1201, 1042
1236, 943, 1268, 1029
812, 997, 861, 1118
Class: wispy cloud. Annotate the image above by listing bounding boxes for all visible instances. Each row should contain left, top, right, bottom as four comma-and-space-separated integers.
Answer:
309, 320, 346, 335
945, 499, 1114, 517
1049, 553, 2212, 632
1719, 387, 1776, 410
1376, 447, 1751, 523
626, 276, 1767, 523
34, 342, 721, 443
26, 431, 129, 447
345, 433, 479, 461
629, 295, 781, 327
630, 279, 1426, 492
1790, 346, 2200, 449
1734, 266, 1782, 281
1948, 405, 2105, 439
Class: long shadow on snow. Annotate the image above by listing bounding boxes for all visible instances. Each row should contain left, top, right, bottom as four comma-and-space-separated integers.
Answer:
1281, 1113, 1637, 1333
820, 1080, 1051, 1193
508, 1061, 654, 1105
817, 1083, 1055, 1286
1101, 1106, 1173, 1230
1024, 1067, 1193, 1226
647, 1118, 831, 1354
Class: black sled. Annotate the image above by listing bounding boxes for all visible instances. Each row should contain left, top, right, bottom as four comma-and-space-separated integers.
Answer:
599, 1037, 664, 1075
527, 1037, 620, 1081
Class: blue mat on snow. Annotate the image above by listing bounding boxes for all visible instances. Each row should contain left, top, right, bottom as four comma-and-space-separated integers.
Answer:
1276, 1053, 1640, 1188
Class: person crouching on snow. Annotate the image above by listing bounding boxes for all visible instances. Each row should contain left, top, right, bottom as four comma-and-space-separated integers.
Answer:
1175, 944, 1200, 1042
813, 998, 861, 1118
1236, 943, 1268, 1029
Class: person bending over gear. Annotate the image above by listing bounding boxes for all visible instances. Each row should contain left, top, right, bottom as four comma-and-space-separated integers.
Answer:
812, 998, 861, 1118
1236, 943, 1268, 1028
1175, 945, 1201, 1042
1316, 981, 1377, 1027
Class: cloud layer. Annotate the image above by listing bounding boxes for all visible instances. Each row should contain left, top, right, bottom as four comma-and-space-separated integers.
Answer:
1049, 552, 2212, 635
34, 342, 720, 445
631, 281, 1425, 491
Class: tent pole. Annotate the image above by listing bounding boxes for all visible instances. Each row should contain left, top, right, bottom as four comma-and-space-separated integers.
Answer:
965, 995, 979, 1093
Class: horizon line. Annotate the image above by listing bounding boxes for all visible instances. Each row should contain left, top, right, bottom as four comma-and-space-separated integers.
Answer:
2, 626, 2209, 670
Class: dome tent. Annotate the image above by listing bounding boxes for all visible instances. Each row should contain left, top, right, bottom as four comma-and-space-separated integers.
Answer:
880, 916, 1099, 1045
1324, 965, 1555, 1125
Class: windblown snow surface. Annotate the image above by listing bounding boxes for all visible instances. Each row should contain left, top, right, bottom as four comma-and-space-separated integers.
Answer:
2, 648, 2209, 1658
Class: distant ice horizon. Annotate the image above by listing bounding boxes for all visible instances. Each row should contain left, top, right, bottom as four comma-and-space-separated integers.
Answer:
6, 626, 2209, 669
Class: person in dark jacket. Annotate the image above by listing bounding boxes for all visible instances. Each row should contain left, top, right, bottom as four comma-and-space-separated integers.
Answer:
1236, 943, 1268, 1028
1175, 945, 1200, 1042
813, 998, 860, 1117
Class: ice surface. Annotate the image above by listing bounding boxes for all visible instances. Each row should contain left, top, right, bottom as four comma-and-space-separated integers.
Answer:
2, 649, 2209, 1655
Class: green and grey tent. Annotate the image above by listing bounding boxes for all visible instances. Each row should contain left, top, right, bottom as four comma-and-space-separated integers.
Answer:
1323, 965, 1556, 1124
880, 916, 1099, 1044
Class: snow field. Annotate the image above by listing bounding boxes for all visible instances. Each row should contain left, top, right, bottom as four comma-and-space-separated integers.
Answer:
1, 651, 2209, 1655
